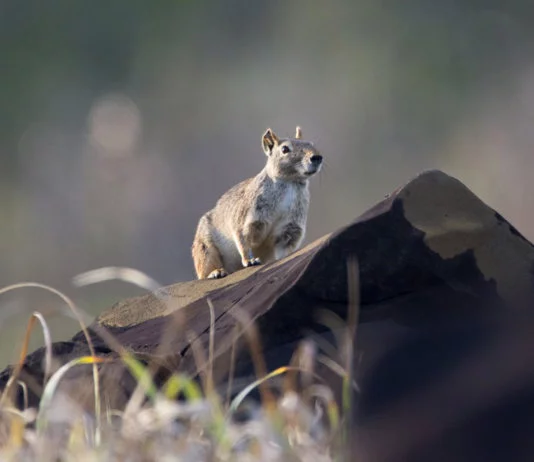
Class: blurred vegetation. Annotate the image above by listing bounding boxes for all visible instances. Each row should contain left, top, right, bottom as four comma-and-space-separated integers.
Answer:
1, 0, 534, 366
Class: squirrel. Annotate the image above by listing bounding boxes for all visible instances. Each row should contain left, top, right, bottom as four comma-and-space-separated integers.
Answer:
192, 126, 323, 279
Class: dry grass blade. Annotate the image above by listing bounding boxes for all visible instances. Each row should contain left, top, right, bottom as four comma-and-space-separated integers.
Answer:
58, 303, 179, 424
184, 330, 228, 445
31, 312, 53, 384
36, 355, 107, 433
313, 310, 347, 356
341, 257, 360, 459
228, 365, 291, 415
227, 304, 275, 411
185, 329, 222, 407
72, 267, 167, 297
1, 315, 36, 407
228, 365, 330, 415
207, 298, 216, 398
1, 312, 51, 406
316, 355, 359, 392
0, 282, 103, 445
72, 266, 181, 423
16, 381, 29, 411
9, 418, 25, 449
225, 324, 239, 410
283, 339, 316, 398
72, 266, 173, 361
302, 328, 340, 362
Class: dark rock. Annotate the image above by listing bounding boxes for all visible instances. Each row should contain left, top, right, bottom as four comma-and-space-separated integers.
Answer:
2, 169, 534, 461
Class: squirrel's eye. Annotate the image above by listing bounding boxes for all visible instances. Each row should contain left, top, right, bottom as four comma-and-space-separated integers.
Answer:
281, 145, 291, 154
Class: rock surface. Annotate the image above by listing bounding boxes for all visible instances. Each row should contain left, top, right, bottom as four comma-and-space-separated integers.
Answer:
2, 169, 534, 461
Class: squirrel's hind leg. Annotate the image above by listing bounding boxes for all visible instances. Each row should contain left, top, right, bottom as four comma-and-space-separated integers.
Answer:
192, 218, 228, 279
192, 239, 227, 279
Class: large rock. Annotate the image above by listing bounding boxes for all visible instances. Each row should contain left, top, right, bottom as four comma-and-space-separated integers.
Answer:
2, 169, 534, 461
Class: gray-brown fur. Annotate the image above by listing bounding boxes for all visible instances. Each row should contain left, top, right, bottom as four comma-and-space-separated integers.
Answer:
192, 126, 323, 279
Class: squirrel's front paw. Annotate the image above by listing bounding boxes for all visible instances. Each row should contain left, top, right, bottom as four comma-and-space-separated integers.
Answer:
243, 257, 262, 268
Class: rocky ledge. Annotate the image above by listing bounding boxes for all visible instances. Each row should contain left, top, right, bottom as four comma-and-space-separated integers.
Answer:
2, 169, 534, 461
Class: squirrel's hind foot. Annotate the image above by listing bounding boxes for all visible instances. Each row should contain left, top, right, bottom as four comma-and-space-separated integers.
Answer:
207, 268, 228, 279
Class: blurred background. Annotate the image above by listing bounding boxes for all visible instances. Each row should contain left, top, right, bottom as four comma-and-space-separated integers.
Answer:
1, 0, 534, 366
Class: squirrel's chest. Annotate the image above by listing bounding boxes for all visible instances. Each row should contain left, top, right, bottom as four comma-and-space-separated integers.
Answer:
252, 182, 308, 223
271, 186, 308, 221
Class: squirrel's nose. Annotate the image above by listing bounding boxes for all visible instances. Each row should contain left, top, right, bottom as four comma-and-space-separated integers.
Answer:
310, 154, 323, 164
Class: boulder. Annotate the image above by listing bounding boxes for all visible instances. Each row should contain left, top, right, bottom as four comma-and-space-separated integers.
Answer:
2, 169, 534, 461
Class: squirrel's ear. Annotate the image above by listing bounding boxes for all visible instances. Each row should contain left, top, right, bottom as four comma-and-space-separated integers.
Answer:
295, 126, 302, 139
262, 128, 279, 155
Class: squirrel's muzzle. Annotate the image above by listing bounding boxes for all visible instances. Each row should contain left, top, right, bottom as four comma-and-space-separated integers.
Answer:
302, 153, 323, 176
310, 154, 323, 165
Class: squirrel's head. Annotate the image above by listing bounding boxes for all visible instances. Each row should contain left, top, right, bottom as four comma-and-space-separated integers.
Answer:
261, 126, 323, 182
